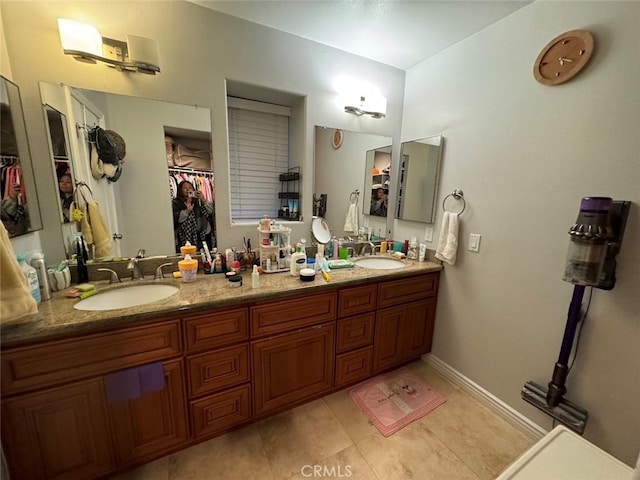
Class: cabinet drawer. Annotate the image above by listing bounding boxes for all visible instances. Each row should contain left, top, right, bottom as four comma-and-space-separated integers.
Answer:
184, 308, 249, 353
335, 346, 373, 388
338, 284, 376, 317
336, 313, 374, 354
187, 345, 249, 398
1, 320, 181, 396
190, 384, 251, 439
251, 292, 336, 337
377, 273, 439, 308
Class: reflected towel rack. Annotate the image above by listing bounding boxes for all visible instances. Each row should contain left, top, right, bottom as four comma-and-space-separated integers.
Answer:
442, 189, 466, 215
350, 190, 360, 205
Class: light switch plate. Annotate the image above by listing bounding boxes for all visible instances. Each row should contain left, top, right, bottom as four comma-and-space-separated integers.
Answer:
469, 233, 481, 252
424, 226, 434, 242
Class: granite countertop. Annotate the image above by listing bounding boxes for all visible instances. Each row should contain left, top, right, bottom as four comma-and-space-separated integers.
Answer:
1, 257, 442, 348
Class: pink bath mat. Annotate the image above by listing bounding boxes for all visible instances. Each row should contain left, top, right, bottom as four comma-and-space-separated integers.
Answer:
350, 367, 446, 437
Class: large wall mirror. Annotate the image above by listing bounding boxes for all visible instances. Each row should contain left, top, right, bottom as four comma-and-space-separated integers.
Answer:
314, 127, 391, 239
1, 76, 42, 237
395, 135, 443, 224
39, 82, 214, 257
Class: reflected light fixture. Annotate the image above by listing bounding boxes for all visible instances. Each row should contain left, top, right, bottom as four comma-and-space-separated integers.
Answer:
57, 18, 160, 75
343, 93, 387, 119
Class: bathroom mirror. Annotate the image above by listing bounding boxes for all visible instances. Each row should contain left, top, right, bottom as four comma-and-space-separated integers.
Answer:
43, 106, 75, 224
395, 135, 443, 224
363, 145, 392, 217
1, 76, 42, 237
314, 127, 391, 239
39, 82, 214, 257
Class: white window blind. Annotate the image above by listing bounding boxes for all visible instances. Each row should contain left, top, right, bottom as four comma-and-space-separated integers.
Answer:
228, 100, 290, 221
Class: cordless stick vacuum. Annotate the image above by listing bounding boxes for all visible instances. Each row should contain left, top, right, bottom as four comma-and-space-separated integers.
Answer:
522, 197, 630, 434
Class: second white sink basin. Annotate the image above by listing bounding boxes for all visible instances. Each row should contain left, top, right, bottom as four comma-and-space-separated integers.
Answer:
74, 284, 179, 311
353, 256, 405, 270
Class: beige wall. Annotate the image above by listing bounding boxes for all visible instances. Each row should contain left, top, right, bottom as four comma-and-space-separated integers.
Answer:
1, 0, 405, 260
400, 1, 640, 465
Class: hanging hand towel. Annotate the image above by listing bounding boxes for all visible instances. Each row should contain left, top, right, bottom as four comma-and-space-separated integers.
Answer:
87, 201, 113, 258
343, 203, 359, 233
435, 212, 459, 265
0, 222, 37, 324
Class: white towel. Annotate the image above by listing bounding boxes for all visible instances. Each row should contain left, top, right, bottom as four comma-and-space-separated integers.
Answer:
343, 203, 359, 233
435, 212, 459, 265
1, 222, 37, 324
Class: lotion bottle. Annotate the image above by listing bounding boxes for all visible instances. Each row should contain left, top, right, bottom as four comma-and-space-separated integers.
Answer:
290, 245, 307, 276
17, 253, 41, 305
252, 265, 260, 288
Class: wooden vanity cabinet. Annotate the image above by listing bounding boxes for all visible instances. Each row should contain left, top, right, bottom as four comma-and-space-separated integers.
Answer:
0, 319, 185, 480
182, 308, 252, 440
334, 284, 377, 388
251, 292, 337, 416
1, 377, 115, 480
252, 323, 335, 416
373, 274, 439, 373
1, 271, 440, 479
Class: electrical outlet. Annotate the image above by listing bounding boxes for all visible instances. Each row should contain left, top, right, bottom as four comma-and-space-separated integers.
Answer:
469, 233, 481, 252
424, 226, 434, 242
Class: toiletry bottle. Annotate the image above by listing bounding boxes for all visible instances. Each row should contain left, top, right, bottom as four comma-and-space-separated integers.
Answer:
76, 236, 89, 283
214, 252, 223, 273
252, 265, 260, 288
332, 236, 339, 259
30, 251, 51, 300
407, 237, 418, 260
290, 245, 307, 276
284, 247, 291, 269
418, 243, 427, 262
17, 253, 41, 305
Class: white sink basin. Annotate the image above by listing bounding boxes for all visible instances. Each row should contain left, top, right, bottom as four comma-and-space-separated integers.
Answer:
353, 256, 405, 270
74, 284, 179, 311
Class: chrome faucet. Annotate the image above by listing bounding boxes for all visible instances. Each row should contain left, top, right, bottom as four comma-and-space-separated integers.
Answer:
97, 268, 121, 283
154, 262, 173, 280
127, 257, 144, 280
360, 242, 376, 256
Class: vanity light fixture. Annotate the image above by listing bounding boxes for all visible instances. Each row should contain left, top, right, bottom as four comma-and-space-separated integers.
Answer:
57, 18, 161, 75
344, 93, 387, 119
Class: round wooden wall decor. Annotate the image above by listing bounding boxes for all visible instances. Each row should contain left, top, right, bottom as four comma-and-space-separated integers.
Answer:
533, 30, 595, 86
332, 129, 344, 149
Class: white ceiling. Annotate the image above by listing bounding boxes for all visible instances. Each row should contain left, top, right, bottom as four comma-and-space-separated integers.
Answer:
190, 0, 531, 70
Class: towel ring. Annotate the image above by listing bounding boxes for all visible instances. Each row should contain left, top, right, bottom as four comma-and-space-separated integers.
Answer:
350, 190, 360, 205
442, 189, 466, 215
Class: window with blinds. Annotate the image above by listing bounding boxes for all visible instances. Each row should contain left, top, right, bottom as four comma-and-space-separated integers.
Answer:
228, 97, 290, 221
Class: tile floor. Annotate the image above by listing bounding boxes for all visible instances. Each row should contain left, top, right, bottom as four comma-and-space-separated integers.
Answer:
111, 360, 535, 480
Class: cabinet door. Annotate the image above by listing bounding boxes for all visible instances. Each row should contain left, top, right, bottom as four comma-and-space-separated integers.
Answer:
402, 298, 436, 359
1, 378, 114, 480
107, 359, 188, 466
372, 306, 404, 373
252, 323, 335, 416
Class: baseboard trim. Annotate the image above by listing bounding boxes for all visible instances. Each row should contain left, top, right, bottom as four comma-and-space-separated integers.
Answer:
422, 353, 547, 440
